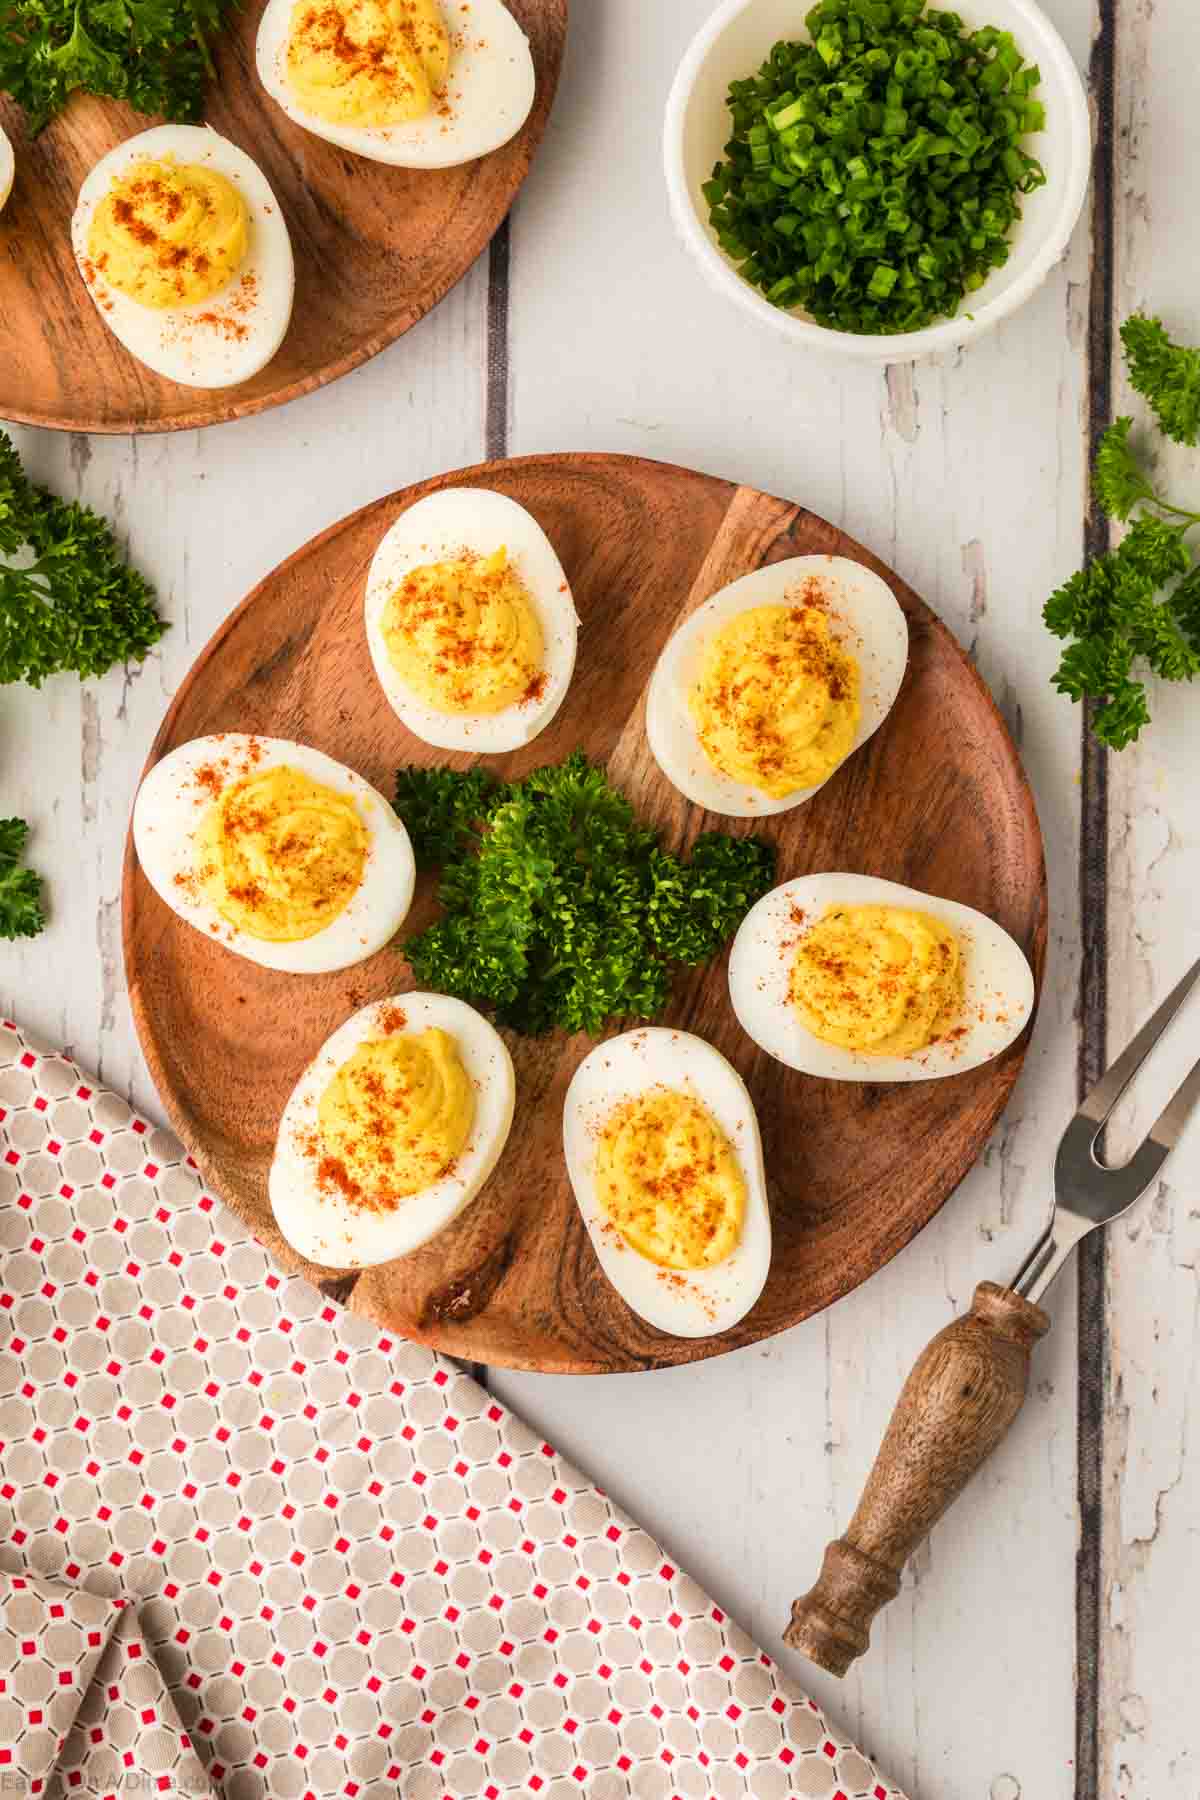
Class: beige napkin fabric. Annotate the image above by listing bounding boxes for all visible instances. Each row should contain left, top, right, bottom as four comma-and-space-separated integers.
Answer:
0, 1568, 215, 1799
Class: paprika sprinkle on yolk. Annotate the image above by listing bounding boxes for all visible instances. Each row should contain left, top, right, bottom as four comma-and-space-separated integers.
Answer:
382, 545, 545, 716
197, 763, 368, 943
285, 0, 450, 127
314, 1028, 476, 1211
594, 1087, 745, 1272
688, 590, 861, 798
790, 903, 965, 1056
86, 157, 249, 310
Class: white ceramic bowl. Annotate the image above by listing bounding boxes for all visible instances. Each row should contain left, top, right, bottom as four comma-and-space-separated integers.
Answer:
664, 0, 1091, 360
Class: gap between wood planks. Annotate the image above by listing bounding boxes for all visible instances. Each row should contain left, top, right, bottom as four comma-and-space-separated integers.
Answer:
469, 211, 512, 1394
1078, 0, 1117, 1793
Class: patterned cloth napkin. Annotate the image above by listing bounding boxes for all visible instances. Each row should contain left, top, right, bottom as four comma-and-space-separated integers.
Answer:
0, 1568, 213, 1798
0, 1021, 906, 1800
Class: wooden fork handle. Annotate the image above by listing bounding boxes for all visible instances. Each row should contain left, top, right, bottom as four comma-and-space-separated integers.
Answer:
784, 1281, 1050, 1676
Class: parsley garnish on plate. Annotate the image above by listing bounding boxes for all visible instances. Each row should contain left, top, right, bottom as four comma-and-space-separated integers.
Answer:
0, 817, 45, 941
395, 752, 776, 1038
0, 0, 239, 133
1044, 317, 1200, 749
0, 431, 165, 688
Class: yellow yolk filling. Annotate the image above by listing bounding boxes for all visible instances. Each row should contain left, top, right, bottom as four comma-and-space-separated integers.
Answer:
285, 0, 450, 127
688, 602, 861, 798
198, 764, 367, 942
595, 1087, 745, 1271
383, 546, 545, 715
87, 158, 248, 309
316, 1028, 475, 1207
790, 904, 964, 1055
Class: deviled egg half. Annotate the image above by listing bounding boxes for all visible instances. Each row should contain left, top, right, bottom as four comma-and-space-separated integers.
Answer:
729, 873, 1035, 1083
71, 125, 294, 389
0, 124, 13, 213
646, 555, 908, 818
365, 486, 578, 752
256, 0, 536, 169
132, 734, 415, 974
270, 993, 516, 1267
563, 1028, 771, 1339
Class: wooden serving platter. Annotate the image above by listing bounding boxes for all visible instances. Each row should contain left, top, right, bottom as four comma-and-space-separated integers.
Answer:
0, 0, 564, 434
123, 453, 1047, 1372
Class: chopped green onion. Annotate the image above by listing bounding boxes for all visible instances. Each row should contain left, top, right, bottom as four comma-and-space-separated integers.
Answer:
771, 95, 810, 130
704, 0, 1047, 334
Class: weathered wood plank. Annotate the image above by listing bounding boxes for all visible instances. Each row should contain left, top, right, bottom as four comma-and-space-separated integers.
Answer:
1102, 1, 1200, 1788
492, 1, 1092, 1793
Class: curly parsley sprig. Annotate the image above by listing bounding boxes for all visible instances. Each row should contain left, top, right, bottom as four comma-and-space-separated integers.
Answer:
0, 0, 239, 133
395, 753, 776, 1038
1120, 314, 1200, 449
2, 433, 165, 942
1044, 318, 1200, 749
1, 431, 166, 688
0, 818, 46, 941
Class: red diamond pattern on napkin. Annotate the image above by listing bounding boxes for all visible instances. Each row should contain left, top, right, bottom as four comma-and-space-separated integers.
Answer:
0, 1022, 906, 1800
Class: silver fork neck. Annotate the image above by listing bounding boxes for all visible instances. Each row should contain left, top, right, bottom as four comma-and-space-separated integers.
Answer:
1012, 1210, 1093, 1306
1011, 955, 1200, 1309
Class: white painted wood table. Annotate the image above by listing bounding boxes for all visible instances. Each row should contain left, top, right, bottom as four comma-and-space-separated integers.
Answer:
3, 1, 1197, 1794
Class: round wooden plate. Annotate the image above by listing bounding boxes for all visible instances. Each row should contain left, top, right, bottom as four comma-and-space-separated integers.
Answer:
0, 0, 564, 434
123, 453, 1047, 1373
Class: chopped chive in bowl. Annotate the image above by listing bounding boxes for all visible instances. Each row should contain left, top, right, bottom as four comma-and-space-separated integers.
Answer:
704, 0, 1047, 335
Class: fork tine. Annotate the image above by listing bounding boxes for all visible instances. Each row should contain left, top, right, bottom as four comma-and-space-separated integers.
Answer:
1078, 954, 1200, 1134
1024, 957, 1200, 1302
1086, 1051, 1200, 1216
1145, 1046, 1200, 1152
1094, 1046, 1200, 1216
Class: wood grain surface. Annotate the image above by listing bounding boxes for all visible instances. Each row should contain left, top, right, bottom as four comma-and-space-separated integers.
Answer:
0, 0, 565, 434
122, 451, 1047, 1372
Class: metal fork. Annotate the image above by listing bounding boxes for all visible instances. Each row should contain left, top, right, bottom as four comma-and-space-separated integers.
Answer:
784, 956, 1200, 1678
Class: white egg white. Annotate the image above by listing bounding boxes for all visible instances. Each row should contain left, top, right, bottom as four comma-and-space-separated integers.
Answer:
132, 734, 415, 974
70, 125, 294, 389
255, 0, 535, 169
562, 1028, 772, 1339
0, 124, 14, 213
270, 992, 516, 1267
729, 873, 1036, 1083
364, 486, 578, 752
645, 555, 909, 819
